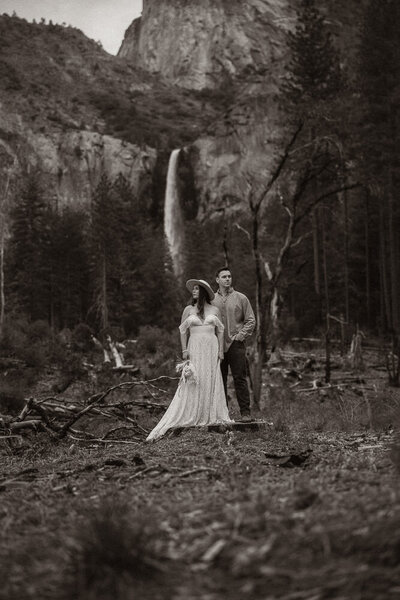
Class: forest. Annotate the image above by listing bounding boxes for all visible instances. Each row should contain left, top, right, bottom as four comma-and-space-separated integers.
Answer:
1, 1, 400, 599
1, 0, 399, 342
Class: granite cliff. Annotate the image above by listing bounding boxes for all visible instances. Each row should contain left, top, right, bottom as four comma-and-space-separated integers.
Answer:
119, 0, 365, 91
119, 0, 291, 90
117, 0, 294, 216
0, 102, 156, 208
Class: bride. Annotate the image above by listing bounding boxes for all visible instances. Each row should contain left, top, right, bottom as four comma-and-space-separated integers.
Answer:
146, 279, 232, 441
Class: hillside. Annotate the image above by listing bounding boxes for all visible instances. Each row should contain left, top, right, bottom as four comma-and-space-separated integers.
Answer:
0, 14, 226, 151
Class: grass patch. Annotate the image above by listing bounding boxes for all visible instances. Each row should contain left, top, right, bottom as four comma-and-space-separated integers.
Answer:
68, 499, 169, 600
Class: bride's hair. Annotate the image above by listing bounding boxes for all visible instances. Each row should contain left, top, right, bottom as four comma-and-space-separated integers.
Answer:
191, 285, 210, 319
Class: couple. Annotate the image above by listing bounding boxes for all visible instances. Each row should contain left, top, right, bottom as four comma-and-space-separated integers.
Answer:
146, 267, 255, 441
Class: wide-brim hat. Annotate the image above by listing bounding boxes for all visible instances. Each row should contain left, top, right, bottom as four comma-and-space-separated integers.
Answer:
186, 279, 215, 301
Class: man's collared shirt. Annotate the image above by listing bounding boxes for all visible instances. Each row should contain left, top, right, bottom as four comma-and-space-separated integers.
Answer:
212, 287, 255, 352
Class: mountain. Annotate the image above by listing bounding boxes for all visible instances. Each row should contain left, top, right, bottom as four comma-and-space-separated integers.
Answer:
0, 2, 365, 213
0, 2, 378, 336
0, 14, 223, 208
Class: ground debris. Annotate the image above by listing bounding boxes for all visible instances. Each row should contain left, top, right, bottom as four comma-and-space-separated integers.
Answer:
1, 343, 400, 600
264, 448, 313, 467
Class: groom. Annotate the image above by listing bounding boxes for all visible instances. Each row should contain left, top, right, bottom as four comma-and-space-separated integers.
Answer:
212, 267, 255, 421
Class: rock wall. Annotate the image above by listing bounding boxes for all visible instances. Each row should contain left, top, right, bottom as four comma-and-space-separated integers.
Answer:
187, 100, 283, 218
0, 103, 156, 208
119, 0, 291, 90
28, 130, 156, 208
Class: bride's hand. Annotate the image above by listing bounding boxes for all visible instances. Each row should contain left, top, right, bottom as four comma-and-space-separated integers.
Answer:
219, 351, 224, 361
182, 350, 189, 360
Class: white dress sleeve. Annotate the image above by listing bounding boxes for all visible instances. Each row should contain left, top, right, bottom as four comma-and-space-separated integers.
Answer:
179, 306, 193, 334
179, 318, 190, 334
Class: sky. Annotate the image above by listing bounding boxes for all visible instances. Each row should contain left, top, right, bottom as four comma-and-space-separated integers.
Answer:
0, 0, 143, 54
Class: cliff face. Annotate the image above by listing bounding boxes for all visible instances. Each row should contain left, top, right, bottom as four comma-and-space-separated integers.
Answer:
119, 0, 366, 91
30, 130, 156, 209
0, 15, 215, 208
0, 100, 155, 207
118, 0, 291, 90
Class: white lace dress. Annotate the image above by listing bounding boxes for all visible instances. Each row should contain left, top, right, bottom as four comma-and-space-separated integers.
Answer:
146, 314, 232, 440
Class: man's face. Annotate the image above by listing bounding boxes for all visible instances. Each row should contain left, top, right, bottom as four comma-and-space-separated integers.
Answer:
216, 270, 232, 289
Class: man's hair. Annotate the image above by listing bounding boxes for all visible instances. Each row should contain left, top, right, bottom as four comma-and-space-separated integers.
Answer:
216, 267, 231, 277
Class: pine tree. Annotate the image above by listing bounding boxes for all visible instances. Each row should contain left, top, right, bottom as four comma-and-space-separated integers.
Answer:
284, 0, 341, 112
47, 208, 90, 329
9, 174, 52, 321
112, 174, 180, 334
89, 174, 122, 330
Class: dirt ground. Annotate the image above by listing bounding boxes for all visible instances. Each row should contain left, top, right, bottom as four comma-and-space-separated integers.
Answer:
1, 349, 400, 600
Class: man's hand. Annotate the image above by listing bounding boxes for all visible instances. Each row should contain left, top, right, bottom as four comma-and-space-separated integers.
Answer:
219, 350, 224, 361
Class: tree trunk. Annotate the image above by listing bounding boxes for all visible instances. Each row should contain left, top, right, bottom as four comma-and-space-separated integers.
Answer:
269, 288, 279, 350
364, 191, 371, 327
0, 168, 13, 338
101, 252, 108, 330
310, 125, 321, 304
0, 228, 5, 339
342, 188, 350, 323
251, 211, 264, 408
388, 173, 399, 332
222, 211, 230, 267
321, 207, 330, 326
49, 266, 55, 331
321, 207, 331, 383
107, 336, 124, 368
325, 330, 331, 383
379, 199, 391, 330
312, 206, 320, 297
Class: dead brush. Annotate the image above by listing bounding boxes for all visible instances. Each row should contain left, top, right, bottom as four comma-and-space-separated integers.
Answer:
68, 499, 167, 599
264, 371, 294, 434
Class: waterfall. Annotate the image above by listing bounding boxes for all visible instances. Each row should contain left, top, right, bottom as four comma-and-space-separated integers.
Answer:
164, 149, 185, 280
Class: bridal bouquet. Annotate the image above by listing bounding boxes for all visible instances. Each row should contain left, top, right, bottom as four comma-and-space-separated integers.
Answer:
176, 359, 198, 384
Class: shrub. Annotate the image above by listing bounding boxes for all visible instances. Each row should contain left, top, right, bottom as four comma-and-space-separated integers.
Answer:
71, 323, 94, 352
0, 378, 28, 414
135, 325, 178, 357
27, 319, 52, 342
0, 317, 54, 354
0, 325, 28, 357
69, 499, 165, 599
18, 345, 47, 369
133, 326, 180, 379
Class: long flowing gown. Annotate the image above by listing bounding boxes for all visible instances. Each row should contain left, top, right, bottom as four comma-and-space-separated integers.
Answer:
146, 314, 232, 440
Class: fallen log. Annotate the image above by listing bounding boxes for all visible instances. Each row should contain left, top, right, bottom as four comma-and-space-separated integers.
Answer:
68, 436, 141, 445
0, 357, 26, 370
1, 375, 176, 441
9, 419, 42, 431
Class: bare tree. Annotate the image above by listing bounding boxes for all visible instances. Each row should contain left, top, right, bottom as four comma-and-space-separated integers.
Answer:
242, 127, 359, 406
0, 149, 17, 339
